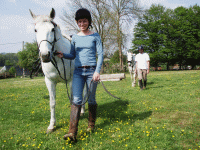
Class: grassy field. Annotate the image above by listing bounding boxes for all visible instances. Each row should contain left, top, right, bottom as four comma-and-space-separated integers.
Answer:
0, 70, 200, 150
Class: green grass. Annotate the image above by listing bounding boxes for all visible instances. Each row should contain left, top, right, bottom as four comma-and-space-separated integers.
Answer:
0, 70, 200, 150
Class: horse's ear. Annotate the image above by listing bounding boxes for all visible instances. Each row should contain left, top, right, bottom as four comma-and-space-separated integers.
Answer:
50, 8, 55, 19
29, 9, 36, 19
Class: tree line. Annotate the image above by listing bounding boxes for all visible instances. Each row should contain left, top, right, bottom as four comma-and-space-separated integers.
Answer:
1, 2, 200, 74
0, 53, 18, 66
131, 4, 200, 70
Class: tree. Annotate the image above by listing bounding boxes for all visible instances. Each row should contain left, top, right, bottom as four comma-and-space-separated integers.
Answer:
106, 0, 141, 70
9, 66, 16, 75
0, 53, 18, 67
110, 50, 127, 64
131, 4, 200, 70
132, 4, 167, 67
17, 42, 38, 71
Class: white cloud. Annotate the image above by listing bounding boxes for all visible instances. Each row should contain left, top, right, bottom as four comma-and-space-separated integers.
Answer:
7, 0, 16, 3
31, 0, 66, 9
0, 15, 35, 44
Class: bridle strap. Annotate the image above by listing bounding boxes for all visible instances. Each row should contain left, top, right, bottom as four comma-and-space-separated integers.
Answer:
36, 21, 59, 53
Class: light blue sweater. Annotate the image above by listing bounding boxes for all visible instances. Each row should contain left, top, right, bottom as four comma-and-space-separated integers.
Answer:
63, 33, 103, 73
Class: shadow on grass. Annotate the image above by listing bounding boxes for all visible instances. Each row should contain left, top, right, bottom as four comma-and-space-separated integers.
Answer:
95, 99, 152, 129
147, 81, 154, 85
40, 99, 152, 133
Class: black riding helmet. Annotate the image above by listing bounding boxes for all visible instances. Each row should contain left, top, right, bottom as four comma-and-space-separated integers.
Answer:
138, 45, 144, 50
75, 8, 92, 28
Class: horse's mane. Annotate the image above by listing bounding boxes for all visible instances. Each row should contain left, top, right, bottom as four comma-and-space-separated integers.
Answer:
34, 15, 53, 23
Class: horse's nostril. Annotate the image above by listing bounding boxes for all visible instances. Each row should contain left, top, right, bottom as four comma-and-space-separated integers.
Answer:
41, 52, 51, 63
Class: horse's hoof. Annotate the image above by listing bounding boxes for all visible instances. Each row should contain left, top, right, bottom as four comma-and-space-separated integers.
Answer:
46, 129, 54, 134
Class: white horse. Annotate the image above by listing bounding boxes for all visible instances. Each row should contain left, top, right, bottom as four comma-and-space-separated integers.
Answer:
127, 52, 137, 87
29, 8, 86, 133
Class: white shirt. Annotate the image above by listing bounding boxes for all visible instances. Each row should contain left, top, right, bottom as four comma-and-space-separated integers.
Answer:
135, 53, 150, 69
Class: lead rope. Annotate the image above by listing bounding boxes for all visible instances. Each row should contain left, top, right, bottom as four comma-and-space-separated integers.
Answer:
51, 55, 121, 105
99, 79, 120, 100
50, 57, 72, 103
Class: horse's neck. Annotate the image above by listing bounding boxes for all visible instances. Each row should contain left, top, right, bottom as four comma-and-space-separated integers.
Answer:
55, 28, 71, 54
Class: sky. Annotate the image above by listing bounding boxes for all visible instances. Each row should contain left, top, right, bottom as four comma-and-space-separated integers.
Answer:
0, 0, 199, 53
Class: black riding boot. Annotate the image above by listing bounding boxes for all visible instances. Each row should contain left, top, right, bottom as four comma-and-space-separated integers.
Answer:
143, 80, 147, 89
139, 80, 143, 90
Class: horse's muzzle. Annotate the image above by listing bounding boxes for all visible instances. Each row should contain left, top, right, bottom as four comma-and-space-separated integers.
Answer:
40, 52, 51, 63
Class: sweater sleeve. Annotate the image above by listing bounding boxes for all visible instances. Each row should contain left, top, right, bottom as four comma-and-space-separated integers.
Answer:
63, 37, 76, 60
95, 34, 104, 74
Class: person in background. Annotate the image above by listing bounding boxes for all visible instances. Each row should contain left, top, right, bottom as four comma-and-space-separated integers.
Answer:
57, 8, 103, 142
135, 45, 150, 90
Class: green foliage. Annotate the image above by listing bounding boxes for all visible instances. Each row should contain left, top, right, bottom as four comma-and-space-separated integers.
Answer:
8, 66, 16, 75
0, 53, 18, 66
0, 70, 200, 149
110, 50, 127, 64
131, 4, 200, 69
5, 60, 13, 66
17, 42, 38, 71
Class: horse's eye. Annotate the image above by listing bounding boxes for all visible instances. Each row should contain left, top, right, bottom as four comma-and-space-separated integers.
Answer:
35, 29, 37, 32
52, 28, 55, 32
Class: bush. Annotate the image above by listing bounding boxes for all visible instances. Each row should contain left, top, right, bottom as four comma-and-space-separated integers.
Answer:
9, 66, 16, 75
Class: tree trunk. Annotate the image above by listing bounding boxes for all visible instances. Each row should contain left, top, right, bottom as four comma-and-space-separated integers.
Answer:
117, 11, 123, 71
23, 68, 25, 78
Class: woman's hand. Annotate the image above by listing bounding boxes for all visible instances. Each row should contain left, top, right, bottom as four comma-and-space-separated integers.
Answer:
56, 51, 63, 58
93, 72, 100, 82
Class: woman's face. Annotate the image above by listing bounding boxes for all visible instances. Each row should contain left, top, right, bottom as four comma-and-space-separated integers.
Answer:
77, 18, 89, 31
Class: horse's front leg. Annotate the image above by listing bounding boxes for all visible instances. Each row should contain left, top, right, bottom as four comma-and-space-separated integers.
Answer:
81, 83, 87, 116
45, 77, 57, 133
132, 71, 136, 87
129, 68, 133, 81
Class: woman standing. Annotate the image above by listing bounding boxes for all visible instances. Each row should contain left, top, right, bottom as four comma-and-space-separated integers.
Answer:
57, 8, 103, 142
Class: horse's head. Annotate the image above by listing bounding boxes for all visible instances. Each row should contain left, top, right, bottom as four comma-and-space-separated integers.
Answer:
30, 8, 57, 63
127, 52, 133, 62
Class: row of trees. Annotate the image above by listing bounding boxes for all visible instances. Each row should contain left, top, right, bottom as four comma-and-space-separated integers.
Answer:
2, 3, 200, 74
131, 4, 200, 69
0, 53, 18, 66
